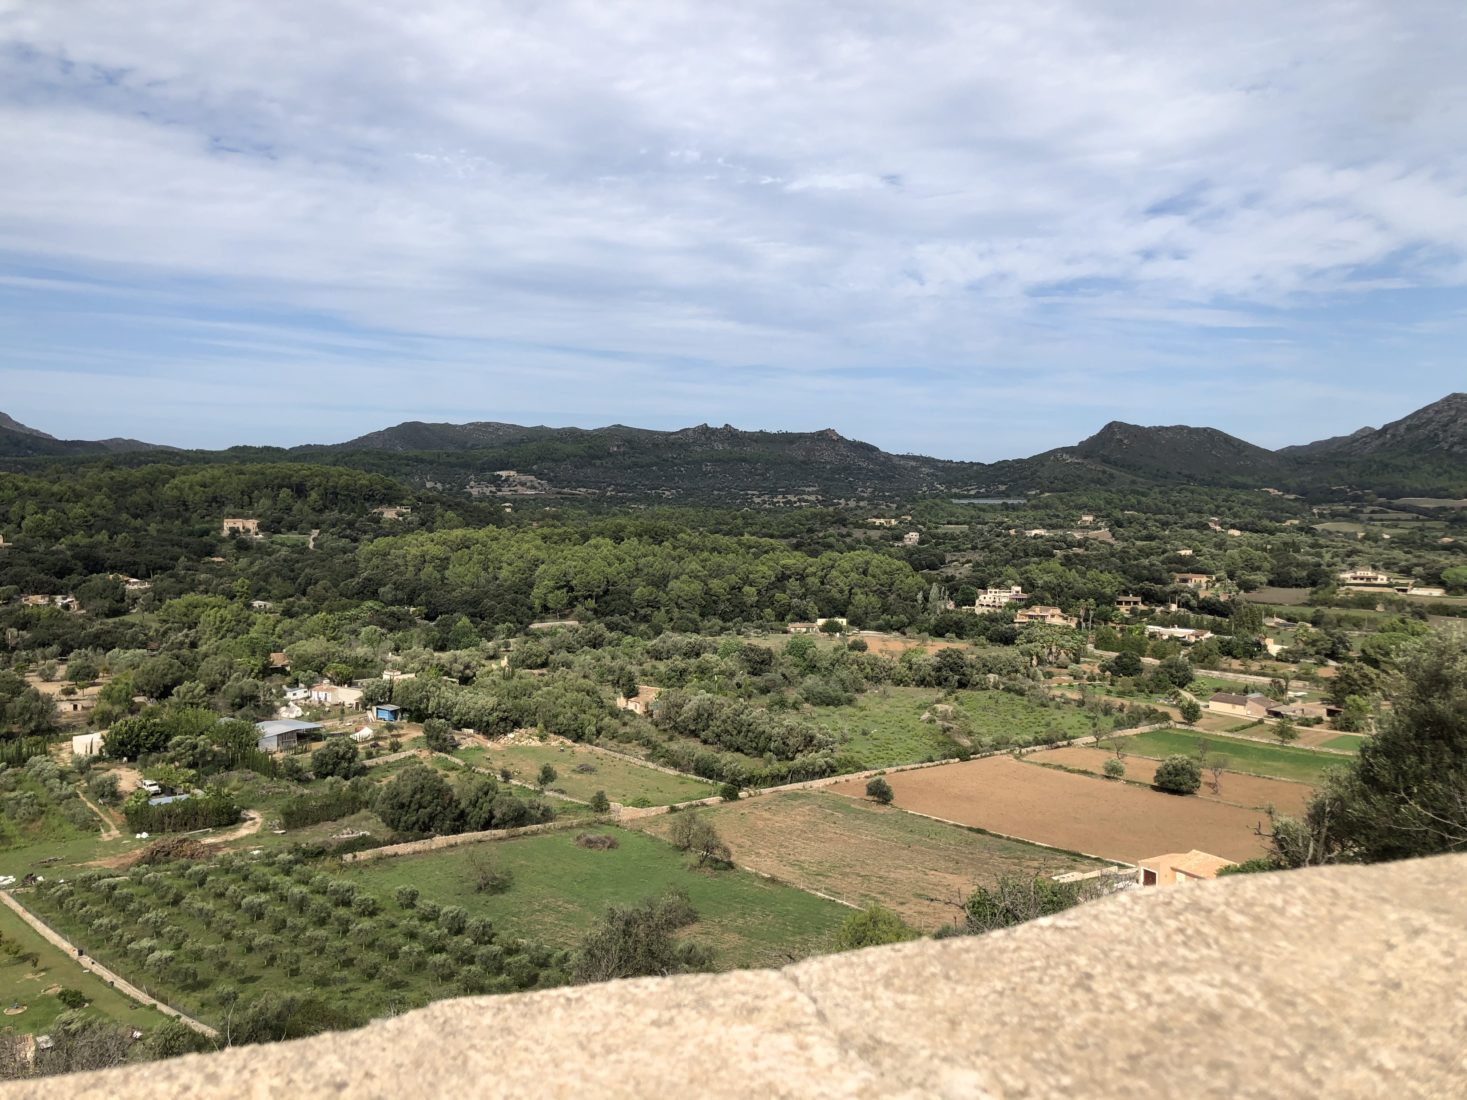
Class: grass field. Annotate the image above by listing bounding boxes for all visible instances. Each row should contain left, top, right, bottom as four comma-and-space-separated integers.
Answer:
809, 686, 1106, 768
0, 901, 166, 1036
1319, 734, 1367, 753
1115, 729, 1347, 785
635, 790, 1107, 929
454, 741, 716, 806
342, 827, 846, 969
807, 688, 964, 766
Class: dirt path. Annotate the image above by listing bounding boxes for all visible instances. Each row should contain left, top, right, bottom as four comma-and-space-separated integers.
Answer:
0, 891, 218, 1038
201, 809, 263, 846
76, 791, 120, 840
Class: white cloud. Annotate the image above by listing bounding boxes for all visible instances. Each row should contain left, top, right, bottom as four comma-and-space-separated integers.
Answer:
0, 0, 1464, 455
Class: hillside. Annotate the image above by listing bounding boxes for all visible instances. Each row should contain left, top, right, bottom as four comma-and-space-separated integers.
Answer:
0, 413, 162, 458
1285, 393, 1467, 461
2, 392, 1461, 499
1064, 421, 1286, 482
307, 422, 980, 501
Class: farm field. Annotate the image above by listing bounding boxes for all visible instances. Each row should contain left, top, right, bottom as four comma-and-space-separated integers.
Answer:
809, 686, 1107, 768
342, 827, 846, 969
26, 852, 572, 1030
633, 790, 1108, 929
828, 755, 1272, 863
454, 740, 717, 807
0, 900, 166, 1038
1115, 729, 1346, 785
1318, 734, 1366, 753
1034, 746, 1313, 816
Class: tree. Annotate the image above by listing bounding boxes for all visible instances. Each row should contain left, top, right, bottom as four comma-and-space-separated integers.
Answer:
1295, 632, 1467, 864
1156, 656, 1194, 690
394, 885, 419, 909
1178, 698, 1202, 725
1205, 755, 1228, 795
1102, 758, 1125, 780
589, 790, 611, 813
1273, 718, 1299, 745
1153, 754, 1202, 795
1104, 651, 1143, 678
374, 764, 462, 835
834, 905, 919, 951
570, 892, 713, 983
1335, 695, 1373, 733
311, 738, 363, 780
865, 776, 894, 804
422, 718, 456, 754
66, 657, 100, 690
666, 811, 729, 865
536, 763, 558, 789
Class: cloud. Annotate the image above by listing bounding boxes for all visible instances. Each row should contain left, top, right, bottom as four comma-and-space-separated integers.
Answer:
0, 0, 1464, 457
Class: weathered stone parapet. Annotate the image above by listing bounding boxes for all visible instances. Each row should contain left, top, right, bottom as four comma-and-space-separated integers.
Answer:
15, 854, 1466, 1098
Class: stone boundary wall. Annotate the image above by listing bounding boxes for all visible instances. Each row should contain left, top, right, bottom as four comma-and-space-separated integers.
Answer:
339, 814, 614, 864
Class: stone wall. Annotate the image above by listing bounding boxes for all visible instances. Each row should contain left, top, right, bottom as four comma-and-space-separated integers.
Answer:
14, 853, 1466, 1098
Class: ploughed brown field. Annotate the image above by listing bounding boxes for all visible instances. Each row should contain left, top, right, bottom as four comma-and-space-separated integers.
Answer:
828, 755, 1273, 864
1035, 746, 1313, 816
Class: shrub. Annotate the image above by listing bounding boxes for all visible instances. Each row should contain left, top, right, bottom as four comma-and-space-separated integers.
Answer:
865, 776, 894, 804
834, 906, 919, 951
1153, 755, 1203, 795
55, 988, 87, 1010
393, 885, 419, 909
1102, 758, 1126, 780
588, 790, 611, 813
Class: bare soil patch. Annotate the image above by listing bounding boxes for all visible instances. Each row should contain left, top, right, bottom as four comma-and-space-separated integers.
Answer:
853, 634, 969, 659
1035, 746, 1312, 816
828, 755, 1271, 864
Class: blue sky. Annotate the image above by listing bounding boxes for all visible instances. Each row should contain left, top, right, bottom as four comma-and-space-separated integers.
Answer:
1, 1, 1465, 460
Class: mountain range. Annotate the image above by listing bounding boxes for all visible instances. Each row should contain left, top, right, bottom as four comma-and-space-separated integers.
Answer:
2, 393, 1463, 500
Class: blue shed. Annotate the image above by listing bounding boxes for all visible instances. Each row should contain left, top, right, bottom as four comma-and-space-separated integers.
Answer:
371, 703, 402, 722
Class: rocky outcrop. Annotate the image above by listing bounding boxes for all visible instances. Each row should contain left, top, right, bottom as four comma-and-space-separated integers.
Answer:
15, 854, 1466, 1099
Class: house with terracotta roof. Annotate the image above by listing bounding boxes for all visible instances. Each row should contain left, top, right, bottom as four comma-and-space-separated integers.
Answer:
1137, 850, 1234, 887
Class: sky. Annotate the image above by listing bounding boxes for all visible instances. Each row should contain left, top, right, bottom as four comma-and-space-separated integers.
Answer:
1, 1, 1465, 460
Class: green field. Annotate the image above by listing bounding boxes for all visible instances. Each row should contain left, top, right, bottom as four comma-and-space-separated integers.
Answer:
454, 741, 716, 807
809, 686, 1105, 768
1320, 734, 1367, 753
0, 901, 167, 1037
342, 827, 846, 969
1116, 729, 1347, 785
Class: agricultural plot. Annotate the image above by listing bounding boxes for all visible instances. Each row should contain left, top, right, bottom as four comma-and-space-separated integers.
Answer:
1115, 729, 1346, 785
809, 686, 1107, 768
634, 790, 1108, 930
1319, 734, 1367, 753
27, 851, 568, 1030
828, 755, 1272, 863
455, 741, 716, 806
341, 827, 846, 969
1034, 746, 1312, 816
0, 901, 166, 1038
